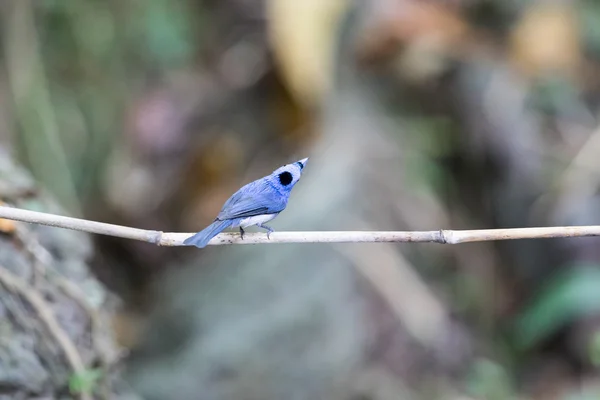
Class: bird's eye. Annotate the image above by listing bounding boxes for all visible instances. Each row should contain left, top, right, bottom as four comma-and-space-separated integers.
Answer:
295, 161, 304, 170
278, 171, 293, 186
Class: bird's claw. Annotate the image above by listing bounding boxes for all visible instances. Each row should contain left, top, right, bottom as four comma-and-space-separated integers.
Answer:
262, 225, 274, 240
239, 227, 245, 240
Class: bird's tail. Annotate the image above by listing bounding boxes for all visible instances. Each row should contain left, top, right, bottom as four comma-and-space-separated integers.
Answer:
183, 219, 233, 248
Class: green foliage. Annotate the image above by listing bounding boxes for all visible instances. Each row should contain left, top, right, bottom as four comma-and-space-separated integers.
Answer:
579, 0, 600, 58
70, 2, 116, 59
466, 358, 515, 400
403, 116, 456, 194
141, 0, 193, 67
68, 368, 103, 396
528, 75, 581, 115
514, 264, 600, 349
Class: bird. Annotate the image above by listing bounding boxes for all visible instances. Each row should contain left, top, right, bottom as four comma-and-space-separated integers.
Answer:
183, 158, 309, 248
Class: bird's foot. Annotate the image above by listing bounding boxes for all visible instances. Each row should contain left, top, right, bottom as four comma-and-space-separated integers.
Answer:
239, 226, 245, 240
260, 225, 274, 240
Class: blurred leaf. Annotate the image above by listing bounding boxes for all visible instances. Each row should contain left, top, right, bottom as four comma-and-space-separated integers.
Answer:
6, 0, 81, 215
68, 368, 103, 395
528, 75, 580, 114
142, 0, 192, 67
514, 264, 600, 349
266, 0, 349, 107
579, 0, 600, 58
406, 116, 456, 157
466, 358, 515, 400
403, 116, 455, 193
71, 2, 116, 59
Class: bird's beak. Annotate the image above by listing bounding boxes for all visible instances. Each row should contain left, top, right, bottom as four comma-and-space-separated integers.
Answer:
299, 157, 308, 167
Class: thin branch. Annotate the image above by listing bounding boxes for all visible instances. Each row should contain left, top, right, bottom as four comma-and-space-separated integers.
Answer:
1, 205, 600, 246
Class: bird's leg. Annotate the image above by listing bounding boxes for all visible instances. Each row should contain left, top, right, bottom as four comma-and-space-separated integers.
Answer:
258, 224, 274, 240
239, 226, 245, 240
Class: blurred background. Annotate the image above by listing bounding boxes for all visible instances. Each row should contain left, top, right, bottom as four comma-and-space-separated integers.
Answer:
2, 0, 600, 398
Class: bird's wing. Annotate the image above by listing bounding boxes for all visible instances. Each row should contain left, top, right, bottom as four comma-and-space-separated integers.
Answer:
217, 181, 286, 220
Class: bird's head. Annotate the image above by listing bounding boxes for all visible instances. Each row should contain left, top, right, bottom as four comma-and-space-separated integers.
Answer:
270, 157, 308, 191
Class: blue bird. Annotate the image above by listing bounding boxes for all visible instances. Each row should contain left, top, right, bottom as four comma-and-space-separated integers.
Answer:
183, 158, 308, 248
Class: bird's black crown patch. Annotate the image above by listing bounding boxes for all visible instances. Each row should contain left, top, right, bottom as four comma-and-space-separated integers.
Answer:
279, 171, 293, 186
